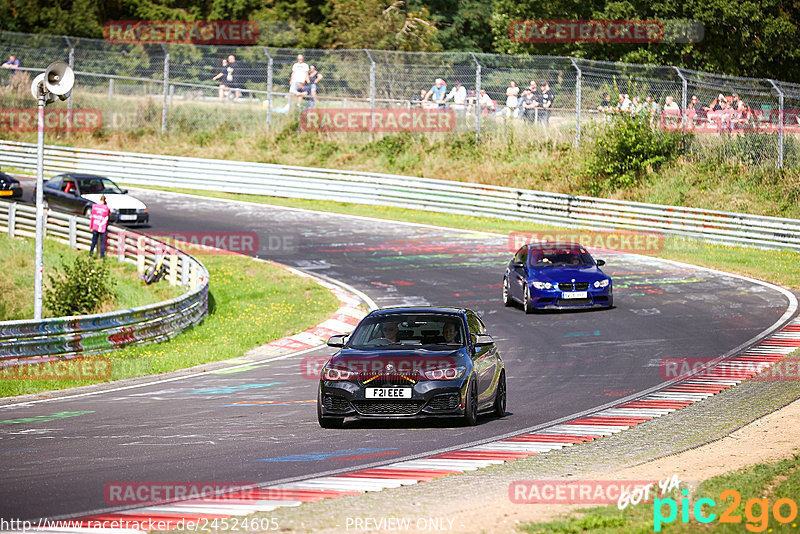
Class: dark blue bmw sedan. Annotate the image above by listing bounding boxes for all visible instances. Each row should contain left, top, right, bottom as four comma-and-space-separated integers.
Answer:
503, 242, 613, 313
318, 307, 506, 428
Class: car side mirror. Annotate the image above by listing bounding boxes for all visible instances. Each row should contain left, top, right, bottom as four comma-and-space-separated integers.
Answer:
512, 261, 525, 269
121, 189, 128, 194
596, 259, 606, 266
327, 334, 347, 348
474, 334, 494, 346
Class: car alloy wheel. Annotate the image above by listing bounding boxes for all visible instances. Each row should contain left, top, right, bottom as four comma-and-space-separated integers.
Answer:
502, 277, 513, 307
493, 372, 506, 417
462, 377, 478, 426
523, 284, 534, 314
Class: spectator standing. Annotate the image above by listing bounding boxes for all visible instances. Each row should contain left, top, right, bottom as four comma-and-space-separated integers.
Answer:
478, 89, 496, 116
540, 81, 555, 124
444, 81, 467, 114
424, 78, 447, 107
308, 65, 322, 105
415, 89, 429, 108
504, 81, 520, 118
290, 54, 309, 93
520, 89, 539, 122
212, 59, 229, 101
89, 196, 110, 259
686, 94, 702, 128
225, 55, 242, 100
2, 54, 20, 69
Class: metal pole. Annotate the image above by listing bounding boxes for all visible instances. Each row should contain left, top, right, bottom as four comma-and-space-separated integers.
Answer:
34, 88, 46, 320
673, 66, 688, 152
65, 36, 73, 124
570, 57, 581, 147
263, 48, 273, 132
365, 50, 375, 137
768, 79, 784, 169
470, 53, 481, 145
161, 45, 169, 134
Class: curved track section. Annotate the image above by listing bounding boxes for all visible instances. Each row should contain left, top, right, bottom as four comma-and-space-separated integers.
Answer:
0, 189, 794, 522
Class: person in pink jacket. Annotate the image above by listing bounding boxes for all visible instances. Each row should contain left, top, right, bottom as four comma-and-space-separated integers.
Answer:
89, 195, 110, 258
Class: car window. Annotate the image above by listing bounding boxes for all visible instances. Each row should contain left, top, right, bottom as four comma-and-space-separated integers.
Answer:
514, 247, 528, 264
466, 311, 486, 336
530, 247, 594, 266
61, 179, 77, 194
348, 313, 465, 348
45, 177, 61, 189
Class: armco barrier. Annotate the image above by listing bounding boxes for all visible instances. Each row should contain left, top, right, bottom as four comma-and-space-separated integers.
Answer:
0, 201, 209, 362
1, 140, 799, 251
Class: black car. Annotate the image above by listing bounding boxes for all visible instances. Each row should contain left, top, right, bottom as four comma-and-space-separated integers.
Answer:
318, 306, 506, 428
36, 173, 149, 226
0, 171, 23, 200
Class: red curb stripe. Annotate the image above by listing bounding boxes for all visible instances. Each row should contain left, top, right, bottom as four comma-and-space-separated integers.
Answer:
761, 339, 800, 347
503, 434, 598, 443
336, 468, 458, 480
666, 384, 730, 393
331, 313, 360, 326
251, 489, 361, 501
567, 417, 651, 425
619, 400, 693, 409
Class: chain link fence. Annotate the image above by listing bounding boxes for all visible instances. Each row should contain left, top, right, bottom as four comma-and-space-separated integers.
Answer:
1, 29, 797, 167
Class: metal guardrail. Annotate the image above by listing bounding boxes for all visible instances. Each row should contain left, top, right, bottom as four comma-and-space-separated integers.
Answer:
1, 140, 799, 251
0, 200, 209, 362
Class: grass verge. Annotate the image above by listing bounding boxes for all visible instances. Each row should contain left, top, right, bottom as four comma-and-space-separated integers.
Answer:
520, 453, 800, 533
0, 232, 181, 321
0, 254, 341, 397
131, 184, 800, 290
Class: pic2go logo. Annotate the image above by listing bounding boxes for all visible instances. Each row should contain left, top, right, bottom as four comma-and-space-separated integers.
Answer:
654, 489, 799, 532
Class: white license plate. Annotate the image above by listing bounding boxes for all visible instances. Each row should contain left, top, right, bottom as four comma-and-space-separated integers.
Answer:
366, 388, 411, 399
562, 291, 588, 299
119, 214, 137, 221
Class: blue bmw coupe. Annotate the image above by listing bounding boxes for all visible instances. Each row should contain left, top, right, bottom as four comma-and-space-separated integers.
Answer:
503, 242, 613, 313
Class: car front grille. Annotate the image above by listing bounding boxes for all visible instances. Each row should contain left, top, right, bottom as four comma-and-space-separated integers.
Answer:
352, 400, 424, 415
360, 373, 418, 386
558, 282, 573, 291
574, 282, 590, 290
117, 208, 137, 215
558, 282, 590, 291
427, 393, 459, 411
557, 298, 593, 306
323, 394, 350, 413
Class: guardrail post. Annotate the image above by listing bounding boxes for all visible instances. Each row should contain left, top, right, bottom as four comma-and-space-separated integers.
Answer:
365, 50, 376, 138
161, 45, 169, 135
182, 256, 190, 287
169, 254, 178, 286
190, 262, 199, 290
8, 202, 16, 238
136, 235, 146, 273
68, 215, 77, 249
470, 53, 481, 146
570, 57, 581, 147
117, 230, 126, 262
768, 79, 784, 169
263, 48, 273, 132
108, 78, 114, 100
673, 67, 688, 154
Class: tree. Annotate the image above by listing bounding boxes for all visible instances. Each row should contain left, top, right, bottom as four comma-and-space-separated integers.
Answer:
327, 0, 440, 51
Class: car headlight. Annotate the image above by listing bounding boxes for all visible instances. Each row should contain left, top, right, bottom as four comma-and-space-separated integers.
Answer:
531, 281, 553, 290
322, 366, 356, 381
423, 366, 466, 381
593, 279, 610, 288
137, 208, 148, 213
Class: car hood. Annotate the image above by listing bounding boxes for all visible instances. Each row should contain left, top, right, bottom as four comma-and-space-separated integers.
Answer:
329, 348, 466, 376
527, 264, 607, 282
83, 193, 146, 211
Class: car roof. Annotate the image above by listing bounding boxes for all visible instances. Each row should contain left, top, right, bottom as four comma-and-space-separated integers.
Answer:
368, 306, 468, 317
55, 174, 110, 180
526, 242, 588, 251
0, 171, 17, 180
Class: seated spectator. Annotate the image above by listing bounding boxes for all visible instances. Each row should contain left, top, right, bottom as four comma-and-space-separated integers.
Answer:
478, 89, 496, 116
661, 95, 681, 129
705, 93, 729, 130
685, 94, 703, 128
631, 96, 642, 115
504, 81, 520, 118
597, 92, 613, 113
415, 88, 429, 108
444, 81, 467, 113
424, 78, 447, 108
2, 54, 20, 69
618, 93, 632, 112
466, 89, 477, 116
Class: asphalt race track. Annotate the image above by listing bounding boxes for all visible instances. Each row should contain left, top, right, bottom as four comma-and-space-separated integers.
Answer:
0, 187, 793, 521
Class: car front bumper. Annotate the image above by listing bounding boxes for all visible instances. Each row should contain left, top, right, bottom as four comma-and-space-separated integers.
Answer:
319, 380, 467, 419
529, 286, 613, 309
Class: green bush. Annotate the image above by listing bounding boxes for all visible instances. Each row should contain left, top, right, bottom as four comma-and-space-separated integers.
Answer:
44, 255, 116, 317
585, 114, 684, 193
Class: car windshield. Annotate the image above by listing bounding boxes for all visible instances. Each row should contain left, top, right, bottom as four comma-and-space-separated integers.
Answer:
530, 247, 594, 266
77, 177, 124, 195
348, 314, 465, 348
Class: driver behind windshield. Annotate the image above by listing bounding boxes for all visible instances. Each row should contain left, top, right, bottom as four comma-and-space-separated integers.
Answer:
442, 322, 459, 344
380, 321, 399, 342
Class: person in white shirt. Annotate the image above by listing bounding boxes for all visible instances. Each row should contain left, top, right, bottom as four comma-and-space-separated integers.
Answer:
504, 81, 520, 118
290, 54, 310, 94
444, 81, 467, 113
479, 89, 495, 115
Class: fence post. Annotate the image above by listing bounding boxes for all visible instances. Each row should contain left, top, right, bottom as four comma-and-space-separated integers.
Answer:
673, 67, 688, 153
365, 50, 375, 137
569, 57, 581, 147
108, 78, 114, 100
69, 215, 77, 249
263, 48, 273, 132
470, 53, 481, 145
64, 36, 74, 127
768, 79, 784, 169
8, 202, 16, 238
161, 44, 169, 135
